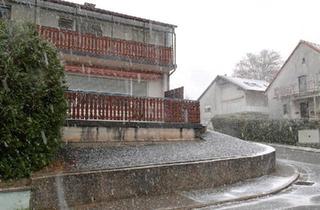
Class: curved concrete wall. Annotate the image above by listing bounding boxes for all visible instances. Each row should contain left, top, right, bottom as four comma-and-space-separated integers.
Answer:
63, 121, 205, 142
30, 144, 275, 209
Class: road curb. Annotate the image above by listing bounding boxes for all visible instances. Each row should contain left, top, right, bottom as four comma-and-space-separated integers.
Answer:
0, 186, 31, 193
269, 143, 320, 153
171, 162, 300, 210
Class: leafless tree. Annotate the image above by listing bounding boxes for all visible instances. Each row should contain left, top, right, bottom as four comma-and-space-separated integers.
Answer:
233, 50, 283, 82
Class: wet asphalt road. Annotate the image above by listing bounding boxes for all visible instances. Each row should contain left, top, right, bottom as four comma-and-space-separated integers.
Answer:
200, 145, 320, 210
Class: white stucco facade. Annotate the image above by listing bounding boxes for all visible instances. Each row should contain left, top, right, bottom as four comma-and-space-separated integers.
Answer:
266, 41, 320, 120
199, 76, 269, 126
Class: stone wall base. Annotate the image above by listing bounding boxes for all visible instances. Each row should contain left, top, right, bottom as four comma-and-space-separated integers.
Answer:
63, 120, 205, 142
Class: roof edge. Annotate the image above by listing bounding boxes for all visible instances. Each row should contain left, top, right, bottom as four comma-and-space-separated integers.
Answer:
10, 0, 177, 28
197, 75, 219, 101
44, 0, 178, 28
265, 40, 320, 92
198, 75, 267, 100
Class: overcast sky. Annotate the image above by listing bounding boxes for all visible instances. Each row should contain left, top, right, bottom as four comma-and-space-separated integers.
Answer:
71, 0, 320, 99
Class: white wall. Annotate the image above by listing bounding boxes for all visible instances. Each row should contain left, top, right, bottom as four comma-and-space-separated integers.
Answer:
267, 43, 320, 119
199, 82, 218, 125
218, 83, 246, 115
10, 4, 34, 23
148, 79, 164, 97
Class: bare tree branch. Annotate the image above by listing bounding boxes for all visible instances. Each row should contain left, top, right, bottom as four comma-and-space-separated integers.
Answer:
233, 50, 283, 82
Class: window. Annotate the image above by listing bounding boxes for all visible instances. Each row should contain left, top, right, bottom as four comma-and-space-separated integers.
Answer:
283, 104, 288, 115
300, 102, 309, 118
65, 74, 147, 96
204, 106, 212, 113
243, 82, 262, 88
58, 17, 74, 30
298, 75, 307, 93
0, 6, 10, 19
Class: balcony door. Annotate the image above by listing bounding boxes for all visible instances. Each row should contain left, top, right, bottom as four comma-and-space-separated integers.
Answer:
300, 102, 309, 119
298, 75, 307, 93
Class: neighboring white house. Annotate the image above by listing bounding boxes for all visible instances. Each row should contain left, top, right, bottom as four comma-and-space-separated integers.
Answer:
266, 40, 320, 120
198, 75, 269, 125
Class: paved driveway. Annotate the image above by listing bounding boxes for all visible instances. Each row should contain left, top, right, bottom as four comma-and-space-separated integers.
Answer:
200, 145, 320, 210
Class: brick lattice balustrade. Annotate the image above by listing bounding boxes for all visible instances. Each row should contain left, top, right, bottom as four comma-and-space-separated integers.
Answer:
65, 91, 200, 124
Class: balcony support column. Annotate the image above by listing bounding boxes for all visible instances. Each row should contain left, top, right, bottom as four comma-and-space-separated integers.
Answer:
314, 96, 317, 119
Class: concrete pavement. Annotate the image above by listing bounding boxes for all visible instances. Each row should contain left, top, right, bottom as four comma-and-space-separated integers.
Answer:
60, 131, 267, 173
199, 143, 320, 210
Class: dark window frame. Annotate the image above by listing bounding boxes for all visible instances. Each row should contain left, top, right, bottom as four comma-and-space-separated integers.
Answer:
283, 104, 288, 115
204, 106, 212, 113
298, 75, 307, 93
300, 102, 309, 118
0, 6, 11, 19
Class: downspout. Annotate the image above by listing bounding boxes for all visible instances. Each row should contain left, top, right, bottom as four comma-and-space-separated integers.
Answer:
34, 0, 38, 24
169, 31, 177, 76
167, 31, 177, 91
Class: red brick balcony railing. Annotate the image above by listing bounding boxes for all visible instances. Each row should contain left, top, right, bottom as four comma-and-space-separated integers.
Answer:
38, 26, 173, 66
65, 91, 200, 124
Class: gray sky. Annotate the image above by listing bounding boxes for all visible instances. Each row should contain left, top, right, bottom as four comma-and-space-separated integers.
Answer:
71, 0, 320, 99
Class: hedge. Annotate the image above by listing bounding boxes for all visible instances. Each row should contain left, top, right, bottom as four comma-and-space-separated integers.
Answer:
211, 116, 320, 145
0, 21, 67, 179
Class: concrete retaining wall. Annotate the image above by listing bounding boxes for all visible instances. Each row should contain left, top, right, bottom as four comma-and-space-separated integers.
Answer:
30, 145, 275, 209
63, 120, 205, 142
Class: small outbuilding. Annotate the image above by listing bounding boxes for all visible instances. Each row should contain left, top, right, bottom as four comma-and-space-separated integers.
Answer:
198, 75, 269, 126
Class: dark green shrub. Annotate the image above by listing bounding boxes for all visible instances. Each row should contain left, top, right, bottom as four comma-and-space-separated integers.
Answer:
211, 116, 320, 145
0, 21, 67, 179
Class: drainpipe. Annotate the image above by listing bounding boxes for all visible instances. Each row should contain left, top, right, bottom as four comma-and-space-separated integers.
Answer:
314, 96, 317, 119
169, 31, 177, 76
167, 31, 177, 92
34, 0, 38, 24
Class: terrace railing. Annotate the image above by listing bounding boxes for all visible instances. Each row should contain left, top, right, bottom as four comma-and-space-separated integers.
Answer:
274, 79, 320, 98
38, 26, 173, 66
65, 91, 200, 124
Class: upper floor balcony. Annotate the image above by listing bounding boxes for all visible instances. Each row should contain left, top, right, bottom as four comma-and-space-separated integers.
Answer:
274, 79, 320, 99
38, 25, 175, 69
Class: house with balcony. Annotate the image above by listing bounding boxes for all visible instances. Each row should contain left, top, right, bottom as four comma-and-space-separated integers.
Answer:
266, 40, 320, 120
199, 75, 269, 126
2, 0, 201, 141
3, 0, 175, 97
